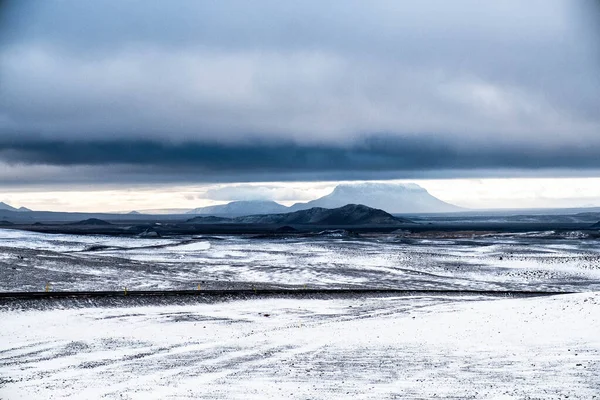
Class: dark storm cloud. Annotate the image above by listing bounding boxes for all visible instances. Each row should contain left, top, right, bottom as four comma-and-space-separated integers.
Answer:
2, 135, 600, 181
0, 0, 599, 184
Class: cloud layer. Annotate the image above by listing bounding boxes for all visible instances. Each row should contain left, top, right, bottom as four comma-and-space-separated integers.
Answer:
1, 0, 599, 184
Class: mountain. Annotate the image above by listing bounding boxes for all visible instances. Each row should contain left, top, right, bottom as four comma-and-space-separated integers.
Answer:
234, 204, 412, 225
185, 184, 461, 216
187, 200, 289, 216
592, 221, 600, 229
0, 202, 32, 212
0, 202, 17, 212
290, 183, 462, 214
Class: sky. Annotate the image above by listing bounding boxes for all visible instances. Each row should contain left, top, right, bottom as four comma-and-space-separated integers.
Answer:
1, 0, 599, 211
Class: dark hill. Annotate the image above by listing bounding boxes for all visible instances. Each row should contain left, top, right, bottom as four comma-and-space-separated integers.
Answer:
0, 220, 14, 226
235, 204, 412, 225
592, 221, 600, 228
275, 225, 298, 233
70, 218, 112, 226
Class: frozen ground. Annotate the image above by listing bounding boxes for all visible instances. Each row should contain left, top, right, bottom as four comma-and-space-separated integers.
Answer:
1, 229, 600, 292
2, 228, 600, 399
1, 292, 599, 399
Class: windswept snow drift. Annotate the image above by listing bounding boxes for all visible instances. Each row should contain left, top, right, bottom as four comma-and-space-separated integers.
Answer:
0, 293, 598, 399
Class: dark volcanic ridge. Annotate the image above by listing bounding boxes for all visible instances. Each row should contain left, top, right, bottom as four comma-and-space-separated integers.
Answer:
186, 216, 232, 224
187, 204, 412, 225
69, 218, 113, 226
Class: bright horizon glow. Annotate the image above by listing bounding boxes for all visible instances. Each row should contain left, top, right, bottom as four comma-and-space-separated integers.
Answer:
2, 177, 600, 213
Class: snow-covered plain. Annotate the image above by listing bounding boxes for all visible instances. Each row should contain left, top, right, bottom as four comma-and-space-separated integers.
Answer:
1, 293, 599, 399
1, 228, 600, 399
1, 229, 600, 292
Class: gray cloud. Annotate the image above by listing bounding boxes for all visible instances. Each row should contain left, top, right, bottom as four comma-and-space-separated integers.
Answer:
0, 0, 599, 184
1, 136, 600, 186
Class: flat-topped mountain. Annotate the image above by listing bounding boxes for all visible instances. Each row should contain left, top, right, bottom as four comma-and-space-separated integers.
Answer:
290, 183, 462, 214
187, 200, 288, 216
187, 204, 412, 225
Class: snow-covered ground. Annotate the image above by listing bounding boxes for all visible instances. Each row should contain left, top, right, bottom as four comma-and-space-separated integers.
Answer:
0, 229, 600, 400
2, 229, 600, 398
2, 229, 600, 292
1, 293, 599, 399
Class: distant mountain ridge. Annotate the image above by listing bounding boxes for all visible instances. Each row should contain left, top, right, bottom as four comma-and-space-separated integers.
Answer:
0, 202, 31, 212
186, 200, 289, 215
185, 183, 462, 216
1, 183, 461, 218
187, 204, 412, 225
0, 202, 16, 211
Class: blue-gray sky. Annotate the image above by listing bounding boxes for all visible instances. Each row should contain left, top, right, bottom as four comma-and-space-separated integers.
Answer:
0, 0, 600, 210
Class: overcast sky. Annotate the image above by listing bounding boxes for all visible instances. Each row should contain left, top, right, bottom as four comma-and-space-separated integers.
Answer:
1, 0, 599, 210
